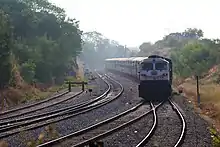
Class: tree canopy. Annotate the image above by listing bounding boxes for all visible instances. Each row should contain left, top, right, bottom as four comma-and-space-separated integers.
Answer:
0, 0, 82, 88
137, 28, 220, 78
1, 0, 215, 88
81, 31, 132, 69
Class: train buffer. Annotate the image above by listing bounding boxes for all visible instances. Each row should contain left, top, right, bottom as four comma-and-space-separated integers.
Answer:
66, 81, 88, 92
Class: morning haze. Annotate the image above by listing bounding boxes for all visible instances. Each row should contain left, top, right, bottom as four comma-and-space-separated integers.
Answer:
50, 0, 220, 47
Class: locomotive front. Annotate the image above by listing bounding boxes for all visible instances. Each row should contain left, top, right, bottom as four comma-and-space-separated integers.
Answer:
138, 57, 172, 101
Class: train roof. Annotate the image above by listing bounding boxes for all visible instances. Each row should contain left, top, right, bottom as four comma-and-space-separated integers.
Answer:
148, 55, 171, 63
105, 58, 129, 61
105, 57, 149, 62
105, 55, 171, 63
131, 57, 148, 61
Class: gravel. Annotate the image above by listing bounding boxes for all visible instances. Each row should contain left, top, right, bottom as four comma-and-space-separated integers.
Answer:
0, 89, 80, 119
172, 95, 212, 147
0, 72, 108, 122
101, 104, 160, 147
20, 73, 108, 117
55, 104, 151, 147
2, 71, 142, 147
100, 72, 212, 147
2, 71, 212, 147
143, 102, 183, 147
1, 88, 68, 112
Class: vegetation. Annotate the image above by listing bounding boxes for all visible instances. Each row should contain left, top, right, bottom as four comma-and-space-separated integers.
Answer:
210, 127, 220, 147
0, 0, 83, 106
136, 28, 220, 145
1, 0, 219, 144
81, 31, 132, 69
26, 124, 59, 147
136, 28, 220, 78
0, 0, 129, 107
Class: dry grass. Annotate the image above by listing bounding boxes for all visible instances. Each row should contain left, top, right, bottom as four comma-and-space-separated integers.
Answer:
0, 84, 66, 111
179, 82, 220, 131
26, 124, 59, 147
0, 141, 8, 147
178, 81, 220, 146
0, 123, 59, 147
0, 57, 67, 111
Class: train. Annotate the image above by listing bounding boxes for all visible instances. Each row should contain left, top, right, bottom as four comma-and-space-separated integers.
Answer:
104, 55, 173, 101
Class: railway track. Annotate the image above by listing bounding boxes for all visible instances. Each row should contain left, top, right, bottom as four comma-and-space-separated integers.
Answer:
0, 91, 83, 120
0, 72, 109, 122
0, 90, 69, 116
0, 70, 105, 120
136, 102, 157, 147
108, 72, 187, 146
0, 77, 110, 127
0, 73, 123, 139
168, 99, 186, 147
1, 71, 187, 146
36, 98, 186, 147
36, 100, 163, 147
136, 99, 186, 147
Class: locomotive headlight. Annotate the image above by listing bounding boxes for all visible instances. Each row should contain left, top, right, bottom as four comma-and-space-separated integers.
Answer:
163, 73, 168, 76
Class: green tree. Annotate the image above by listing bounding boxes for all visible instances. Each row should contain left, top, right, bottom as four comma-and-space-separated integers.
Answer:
0, 0, 82, 87
0, 10, 12, 88
81, 31, 130, 69
138, 28, 220, 78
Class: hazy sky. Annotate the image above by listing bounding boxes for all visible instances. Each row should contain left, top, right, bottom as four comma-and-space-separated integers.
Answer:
50, 0, 220, 47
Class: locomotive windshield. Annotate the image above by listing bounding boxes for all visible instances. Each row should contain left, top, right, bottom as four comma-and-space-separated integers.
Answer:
155, 62, 167, 70
141, 63, 153, 70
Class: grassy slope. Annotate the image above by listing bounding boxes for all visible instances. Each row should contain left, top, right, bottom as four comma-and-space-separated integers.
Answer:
0, 58, 85, 111
176, 67, 220, 146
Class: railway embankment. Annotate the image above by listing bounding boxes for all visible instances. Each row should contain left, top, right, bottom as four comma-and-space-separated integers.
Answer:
175, 72, 220, 146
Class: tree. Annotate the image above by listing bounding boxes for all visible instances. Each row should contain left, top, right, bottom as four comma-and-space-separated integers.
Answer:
0, 0, 83, 87
139, 42, 153, 51
137, 28, 220, 78
81, 31, 131, 69
182, 28, 204, 39
0, 10, 12, 88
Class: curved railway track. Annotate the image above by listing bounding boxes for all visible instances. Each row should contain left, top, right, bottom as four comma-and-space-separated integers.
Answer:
0, 70, 105, 120
169, 98, 186, 147
36, 101, 163, 147
35, 73, 186, 147
0, 78, 110, 126
0, 91, 83, 120
1, 71, 187, 147
0, 73, 124, 139
135, 99, 186, 147
37, 98, 186, 147
0, 72, 108, 124
0, 90, 69, 116
135, 102, 157, 147
108, 72, 187, 147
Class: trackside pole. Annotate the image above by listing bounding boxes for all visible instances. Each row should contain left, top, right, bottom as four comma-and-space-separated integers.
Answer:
68, 81, 71, 92
196, 75, 200, 107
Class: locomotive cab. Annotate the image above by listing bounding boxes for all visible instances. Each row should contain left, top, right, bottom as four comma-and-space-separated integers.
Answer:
104, 55, 173, 102
138, 57, 172, 101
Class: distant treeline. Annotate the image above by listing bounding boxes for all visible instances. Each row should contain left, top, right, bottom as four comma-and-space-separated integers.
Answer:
137, 28, 220, 77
